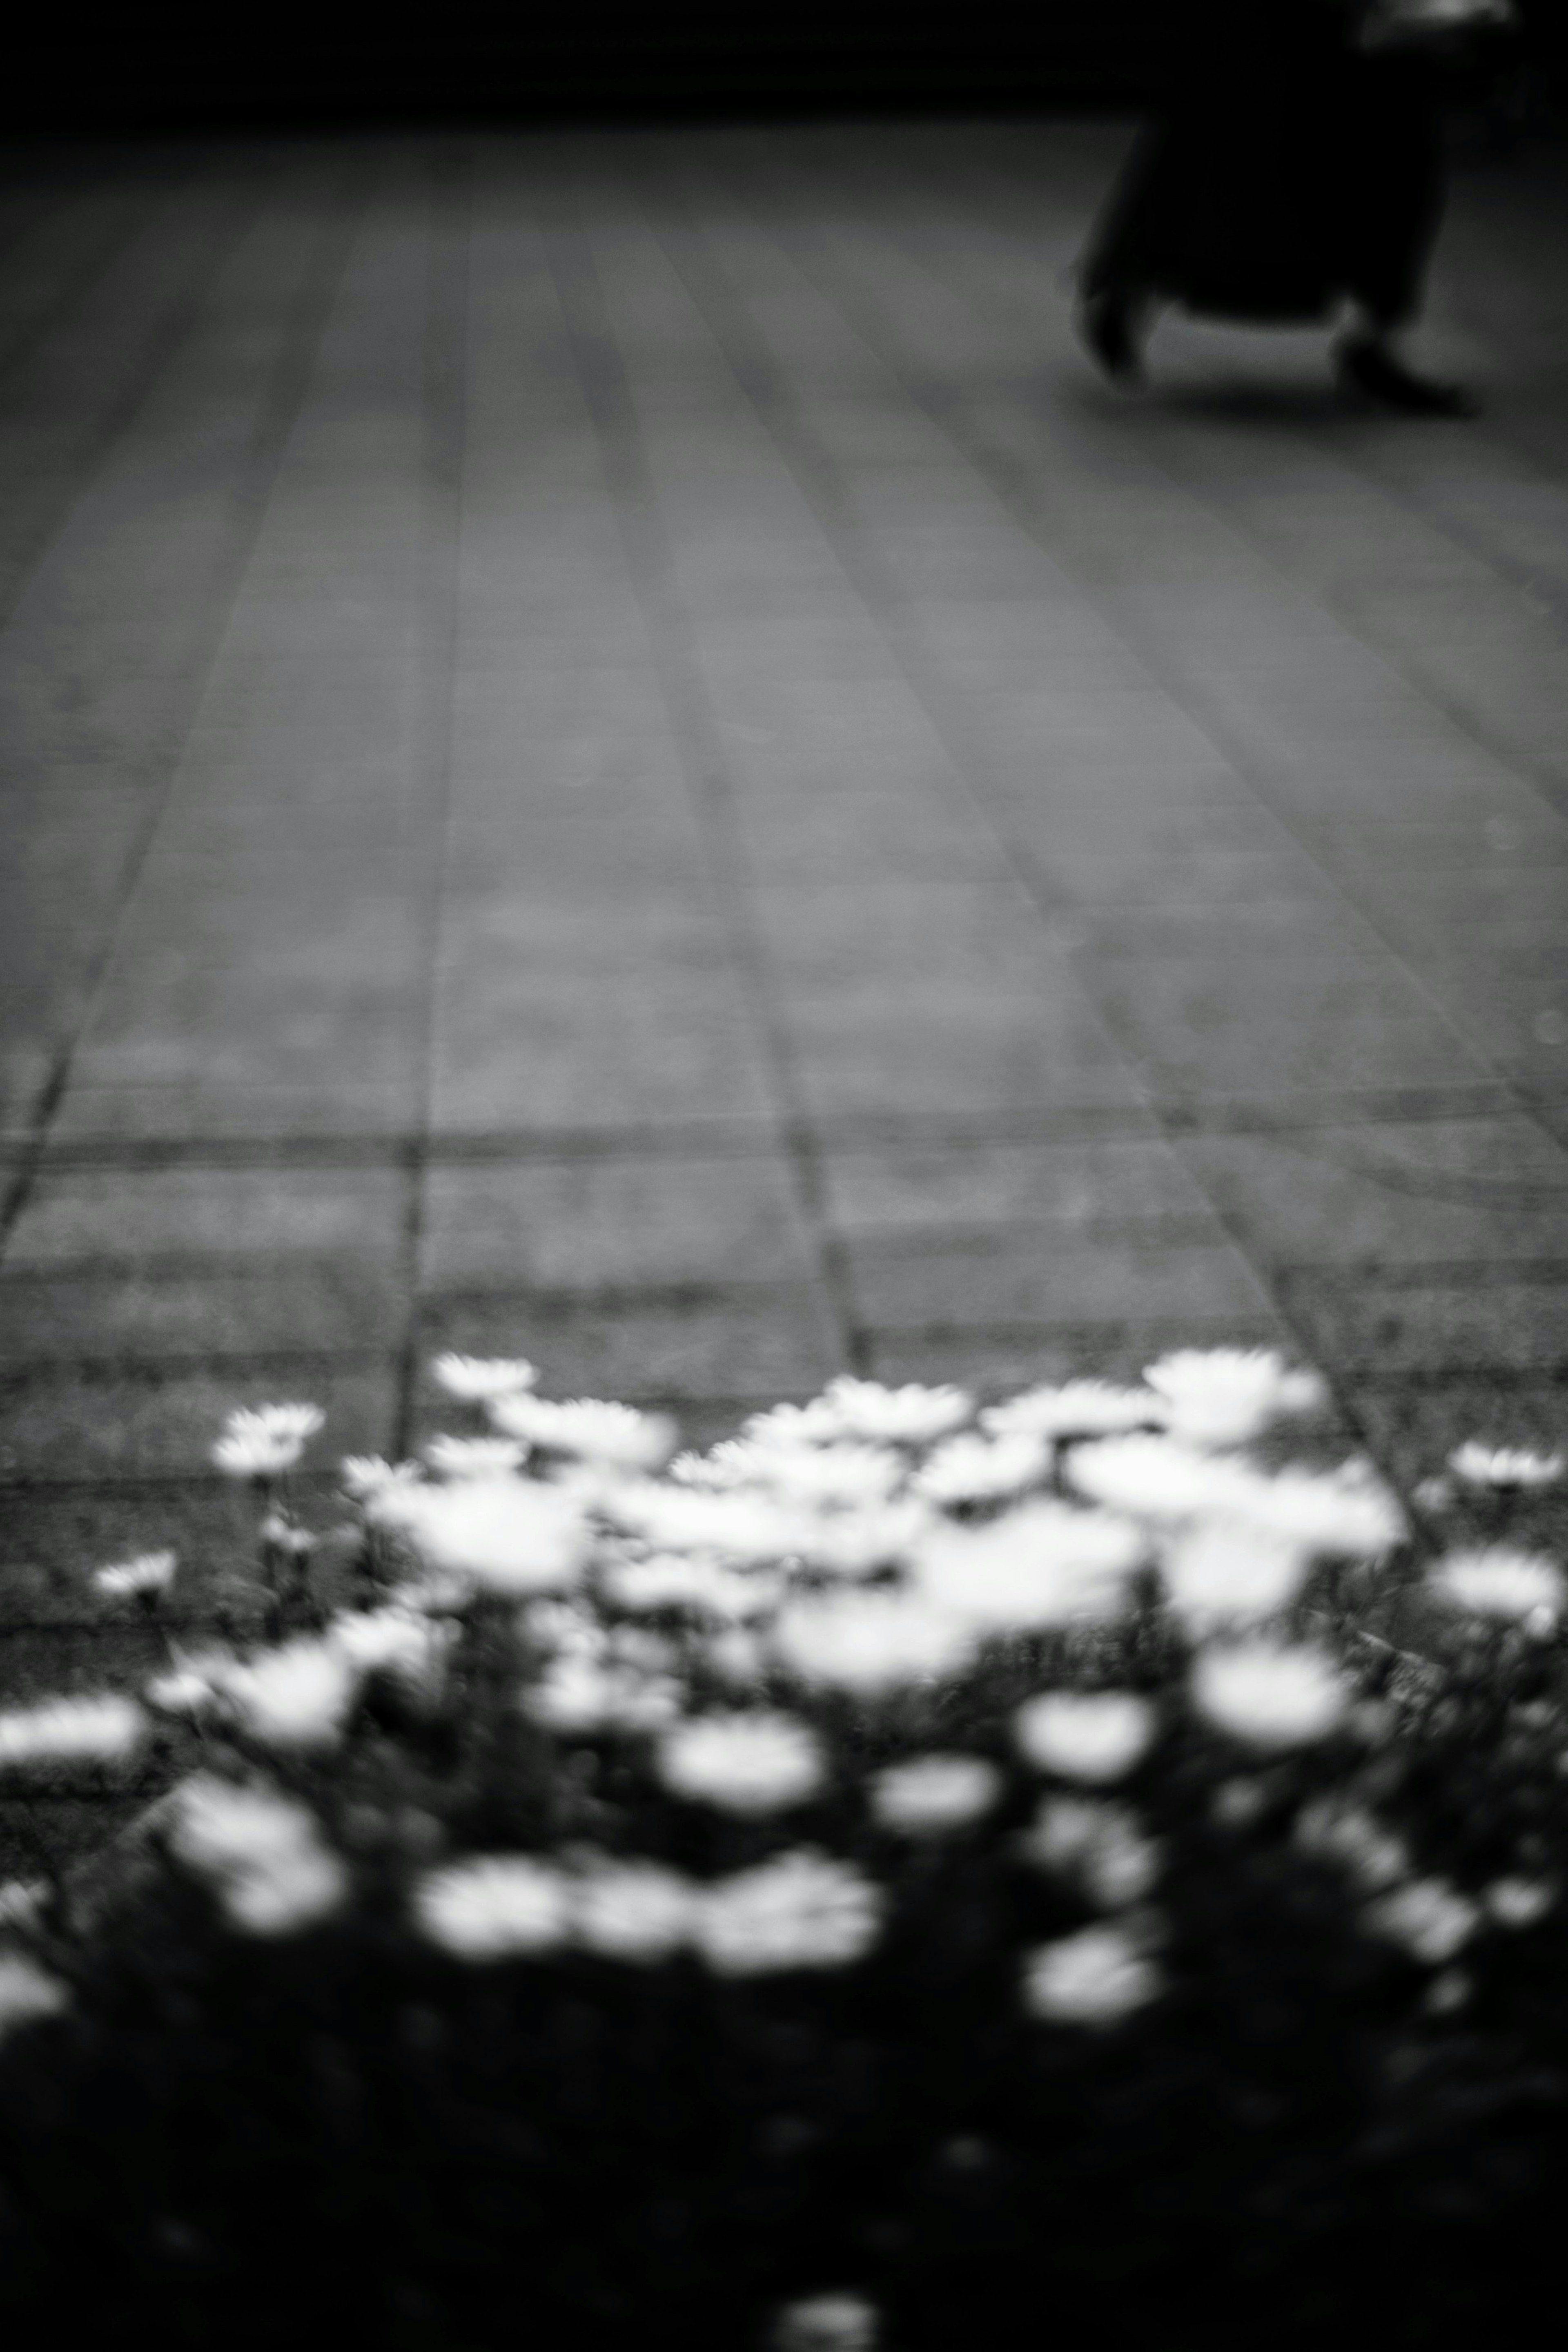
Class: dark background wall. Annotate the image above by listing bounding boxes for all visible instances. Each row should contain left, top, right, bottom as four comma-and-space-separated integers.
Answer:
12, 1, 1568, 130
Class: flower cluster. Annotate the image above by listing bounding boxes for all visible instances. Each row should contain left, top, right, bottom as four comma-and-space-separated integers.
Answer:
0, 1345, 1563, 2350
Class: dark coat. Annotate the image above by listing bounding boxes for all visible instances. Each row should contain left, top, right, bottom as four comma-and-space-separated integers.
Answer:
1080, 0, 1446, 326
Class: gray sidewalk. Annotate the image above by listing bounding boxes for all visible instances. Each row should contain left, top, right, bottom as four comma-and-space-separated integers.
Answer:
2, 122, 1567, 1867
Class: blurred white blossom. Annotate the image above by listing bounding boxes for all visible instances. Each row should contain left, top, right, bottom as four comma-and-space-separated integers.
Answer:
913, 1431, 1051, 1507
869, 1754, 1002, 1835
212, 1402, 324, 1478
0, 1954, 68, 2044
773, 2292, 880, 2352
92, 1549, 177, 1601
568, 1857, 697, 1962
1428, 1547, 1564, 1625
340, 1455, 424, 1504
431, 1354, 538, 1403
819, 1378, 972, 1445
329, 1606, 448, 1687
0, 1880, 44, 1931
606, 1553, 775, 1622
1015, 1691, 1154, 1784
169, 1776, 347, 1937
1067, 1434, 1252, 1520
1484, 1877, 1555, 1929
1143, 1349, 1327, 1450
694, 1850, 881, 1975
773, 1590, 975, 1694
1192, 1641, 1349, 1750
415, 1854, 571, 1960
424, 1435, 526, 1480
1449, 1442, 1564, 1490
791, 1500, 933, 1580
606, 1482, 813, 1565
1294, 1797, 1410, 1891
657, 1712, 823, 1815
526, 1655, 683, 1735
1231, 1462, 1404, 1559
1159, 1523, 1310, 1629
1022, 1923, 1161, 2026
490, 1394, 675, 1469
982, 1380, 1163, 1441
398, 1476, 587, 1595
220, 1638, 357, 1750
0, 1694, 145, 1770
1020, 1796, 1160, 1906
738, 1399, 846, 1449
1365, 1878, 1479, 1966
913, 1500, 1143, 1634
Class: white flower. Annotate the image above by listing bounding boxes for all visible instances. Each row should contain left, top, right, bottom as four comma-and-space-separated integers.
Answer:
1484, 1877, 1555, 1929
791, 1500, 932, 1580
1143, 1349, 1327, 1450
1232, 1462, 1405, 1559
772, 1590, 976, 1695
211, 1402, 325, 1478
431, 1353, 538, 1402
773, 2292, 880, 2352
605, 1483, 813, 1566
423, 1434, 527, 1479
399, 1475, 587, 1595
706, 1628, 768, 1684
694, 1850, 882, 1975
1066, 1435, 1252, 1521
414, 1854, 571, 1959
568, 1857, 697, 1961
1428, 1547, 1565, 1625
737, 1441, 905, 1510
1015, 1691, 1154, 1784
982, 1381, 1164, 1441
219, 1638, 357, 1750
657, 1712, 824, 1815
0, 1694, 146, 1769
1020, 1797, 1161, 1906
329, 1606, 447, 1685
489, 1394, 675, 1469
340, 1455, 424, 1503
525, 1656, 683, 1735
606, 1553, 775, 1622
169, 1776, 347, 1937
1191, 1641, 1349, 1750
913, 1431, 1051, 1507
145, 1644, 236, 1717
819, 1377, 972, 1445
1365, 1878, 1479, 1966
1022, 1923, 1160, 2026
870, 1754, 1001, 1835
1294, 1798, 1410, 1892
738, 1399, 846, 1448
912, 1500, 1143, 1634
91, 1549, 177, 1601
1449, 1441, 1564, 1490
0, 1955, 68, 2044
1159, 1523, 1310, 1629
0, 1881, 44, 1930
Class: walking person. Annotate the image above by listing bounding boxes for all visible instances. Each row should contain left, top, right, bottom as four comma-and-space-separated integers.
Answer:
1076, 0, 1518, 414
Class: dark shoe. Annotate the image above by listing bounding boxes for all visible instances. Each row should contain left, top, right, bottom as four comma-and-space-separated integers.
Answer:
1078, 291, 1145, 386
1335, 338, 1480, 418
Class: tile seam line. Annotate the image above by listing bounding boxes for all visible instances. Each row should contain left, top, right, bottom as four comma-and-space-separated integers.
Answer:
706, 153, 1562, 1153
619, 149, 1474, 1500
391, 144, 472, 1465
538, 169, 865, 1379
0, 167, 368, 1271
0, 154, 276, 643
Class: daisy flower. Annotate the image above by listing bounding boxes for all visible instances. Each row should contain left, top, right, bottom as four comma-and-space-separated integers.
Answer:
913, 1431, 1052, 1507
912, 1500, 1143, 1634
1022, 1922, 1161, 2026
1294, 1797, 1410, 1892
1015, 1691, 1154, 1784
524, 1656, 683, 1735
605, 1483, 812, 1566
488, 1395, 675, 1470
218, 1637, 358, 1750
212, 1402, 325, 1478
1158, 1522, 1310, 1628
657, 1712, 824, 1815
340, 1455, 424, 1504
91, 1549, 177, 1601
1427, 1546, 1564, 1625
982, 1380, 1165, 1441
819, 1378, 973, 1446
399, 1476, 587, 1595
423, 1435, 527, 1480
1364, 1878, 1479, 1967
430, 1354, 538, 1403
772, 2293, 880, 2352
0, 1955, 68, 2045
1020, 1796, 1161, 1907
1484, 1877, 1555, 1929
1143, 1348, 1327, 1450
1066, 1434, 1254, 1521
606, 1553, 775, 1623
169, 1776, 348, 1937
1448, 1441, 1564, 1490
0, 1694, 146, 1769
568, 1857, 698, 1962
1191, 1641, 1349, 1750
773, 1590, 976, 1694
693, 1850, 882, 1975
414, 1854, 571, 1960
791, 1499, 932, 1579
870, 1754, 1002, 1835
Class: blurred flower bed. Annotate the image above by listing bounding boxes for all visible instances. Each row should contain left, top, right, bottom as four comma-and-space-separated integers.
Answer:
0, 1349, 1565, 2350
